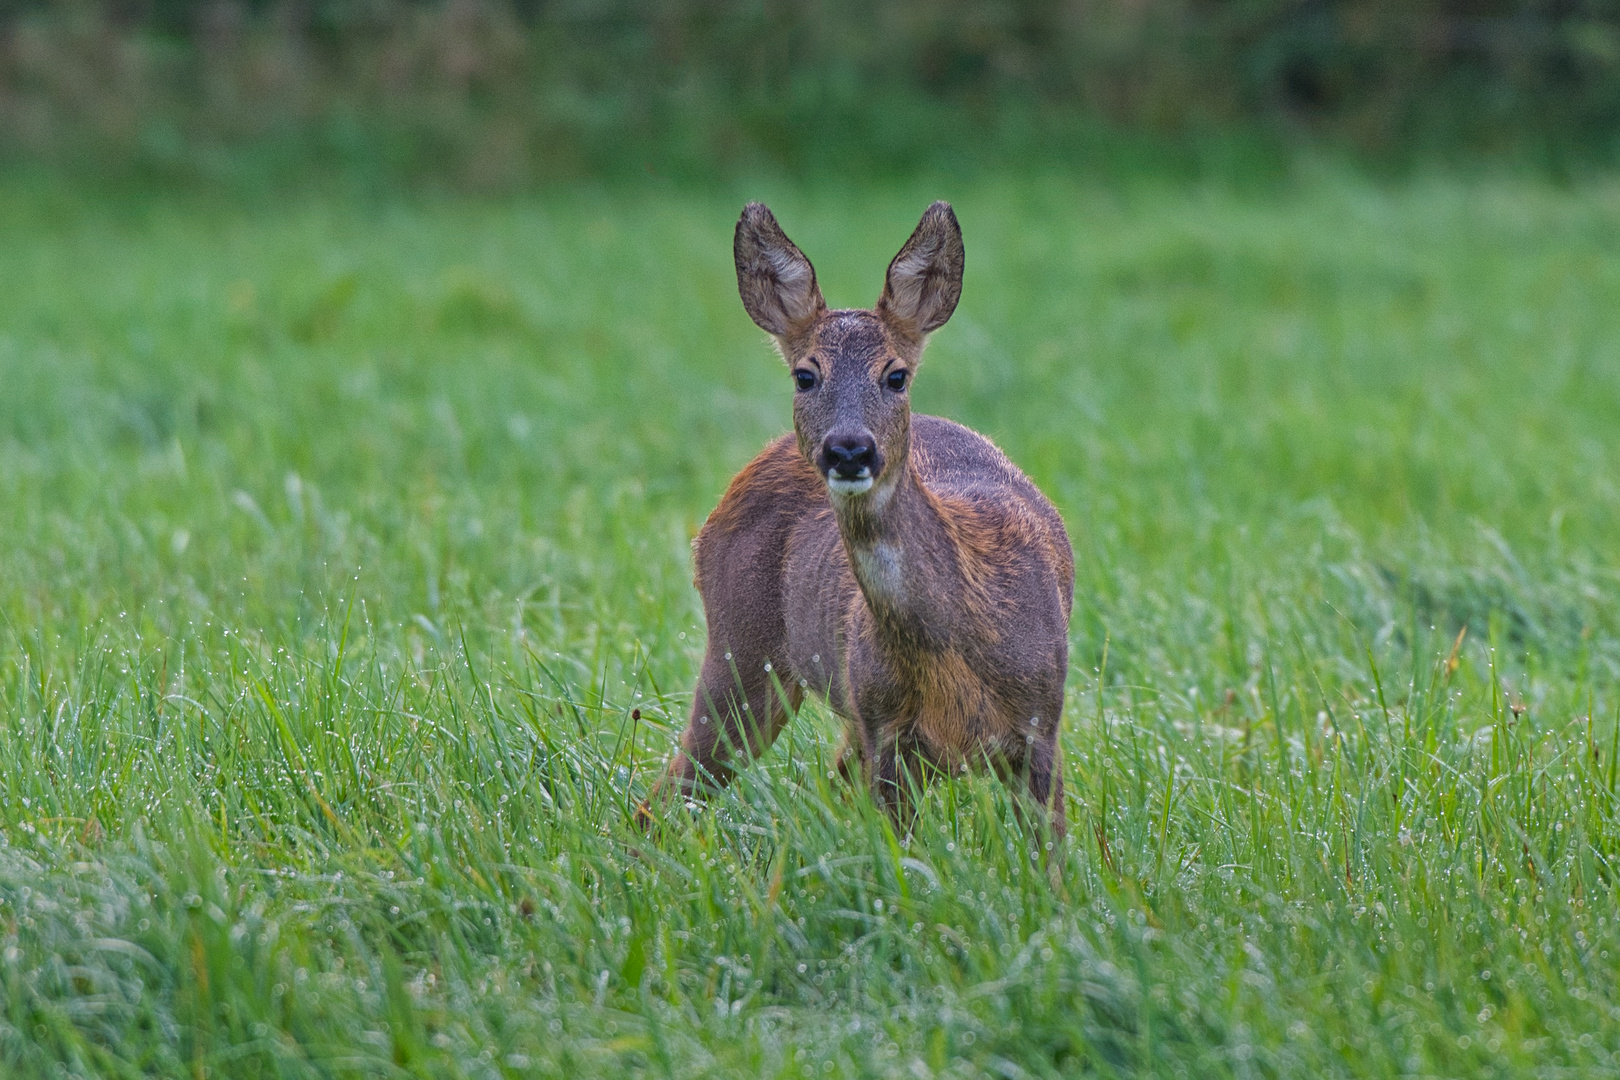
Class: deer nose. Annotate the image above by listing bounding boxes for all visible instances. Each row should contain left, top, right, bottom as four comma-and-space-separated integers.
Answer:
820, 433, 878, 479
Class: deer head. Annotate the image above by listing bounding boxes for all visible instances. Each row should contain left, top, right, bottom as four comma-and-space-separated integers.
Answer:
734, 202, 965, 503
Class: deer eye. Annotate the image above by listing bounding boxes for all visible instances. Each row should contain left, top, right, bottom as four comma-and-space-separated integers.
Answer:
885, 369, 908, 392
794, 369, 817, 392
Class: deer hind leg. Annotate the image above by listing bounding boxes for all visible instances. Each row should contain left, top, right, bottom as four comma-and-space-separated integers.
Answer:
1023, 733, 1067, 843
994, 705, 1068, 845
641, 646, 801, 824
1033, 682, 1069, 841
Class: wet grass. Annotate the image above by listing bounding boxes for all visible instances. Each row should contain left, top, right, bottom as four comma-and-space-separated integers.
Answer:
4, 168, 1620, 1077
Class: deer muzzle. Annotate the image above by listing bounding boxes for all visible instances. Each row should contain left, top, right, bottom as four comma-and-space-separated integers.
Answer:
820, 431, 882, 495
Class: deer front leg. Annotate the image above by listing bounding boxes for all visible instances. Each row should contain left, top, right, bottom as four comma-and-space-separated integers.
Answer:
834, 724, 865, 785
871, 730, 931, 839
639, 646, 800, 826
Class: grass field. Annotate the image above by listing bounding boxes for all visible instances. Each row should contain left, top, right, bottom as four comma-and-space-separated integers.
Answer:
4, 166, 1620, 1078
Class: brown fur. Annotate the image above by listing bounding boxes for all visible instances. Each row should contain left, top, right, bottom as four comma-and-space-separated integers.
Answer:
642, 202, 1074, 839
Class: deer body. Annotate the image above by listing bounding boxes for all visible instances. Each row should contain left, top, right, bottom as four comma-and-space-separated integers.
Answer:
646, 203, 1073, 836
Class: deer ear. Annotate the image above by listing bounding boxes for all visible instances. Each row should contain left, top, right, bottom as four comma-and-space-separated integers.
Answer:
735, 203, 825, 341
878, 201, 964, 339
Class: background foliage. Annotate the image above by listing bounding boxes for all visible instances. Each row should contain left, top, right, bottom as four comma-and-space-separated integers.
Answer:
5, 0, 1620, 184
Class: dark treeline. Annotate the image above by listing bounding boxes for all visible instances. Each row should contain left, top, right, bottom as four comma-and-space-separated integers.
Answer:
3, 0, 1619, 183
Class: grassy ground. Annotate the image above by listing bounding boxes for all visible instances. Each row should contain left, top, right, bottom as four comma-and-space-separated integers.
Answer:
4, 166, 1620, 1078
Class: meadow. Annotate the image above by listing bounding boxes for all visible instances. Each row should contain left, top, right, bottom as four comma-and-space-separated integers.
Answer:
4, 165, 1620, 1078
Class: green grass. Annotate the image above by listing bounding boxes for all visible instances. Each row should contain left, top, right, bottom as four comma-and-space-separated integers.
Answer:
5, 166, 1620, 1078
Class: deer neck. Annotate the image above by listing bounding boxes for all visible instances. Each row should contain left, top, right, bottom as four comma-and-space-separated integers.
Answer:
830, 456, 952, 655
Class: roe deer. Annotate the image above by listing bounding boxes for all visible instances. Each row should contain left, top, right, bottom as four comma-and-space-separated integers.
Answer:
642, 202, 1074, 838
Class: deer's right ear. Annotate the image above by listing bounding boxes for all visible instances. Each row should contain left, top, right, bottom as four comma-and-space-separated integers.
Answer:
735, 203, 825, 343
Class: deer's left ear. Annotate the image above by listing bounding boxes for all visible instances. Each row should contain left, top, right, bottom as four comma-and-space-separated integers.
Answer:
878, 201, 964, 341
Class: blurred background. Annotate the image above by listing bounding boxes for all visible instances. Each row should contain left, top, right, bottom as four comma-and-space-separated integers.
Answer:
5, 0, 1620, 187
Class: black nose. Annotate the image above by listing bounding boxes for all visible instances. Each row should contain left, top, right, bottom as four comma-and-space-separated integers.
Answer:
821, 433, 877, 479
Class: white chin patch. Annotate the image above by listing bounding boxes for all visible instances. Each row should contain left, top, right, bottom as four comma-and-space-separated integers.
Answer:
827, 474, 874, 496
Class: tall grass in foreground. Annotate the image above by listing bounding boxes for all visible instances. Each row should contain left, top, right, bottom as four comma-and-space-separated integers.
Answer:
3, 171, 1620, 1076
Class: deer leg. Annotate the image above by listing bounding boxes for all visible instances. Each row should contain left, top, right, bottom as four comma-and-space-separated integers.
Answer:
1023, 734, 1067, 843
872, 732, 930, 838
640, 648, 800, 825
1029, 686, 1069, 842
834, 725, 865, 786
993, 718, 1067, 846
